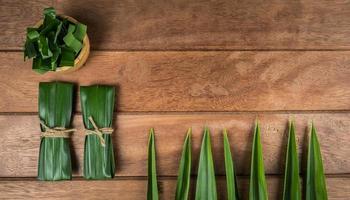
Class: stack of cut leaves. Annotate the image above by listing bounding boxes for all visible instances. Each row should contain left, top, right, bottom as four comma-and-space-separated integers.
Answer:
38, 82, 74, 181
81, 85, 116, 179
24, 7, 87, 74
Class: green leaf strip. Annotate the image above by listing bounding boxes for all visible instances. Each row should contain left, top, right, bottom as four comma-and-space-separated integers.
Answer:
306, 123, 328, 200
249, 121, 268, 200
195, 127, 217, 200
175, 128, 192, 200
282, 121, 301, 200
147, 128, 159, 200
223, 129, 240, 200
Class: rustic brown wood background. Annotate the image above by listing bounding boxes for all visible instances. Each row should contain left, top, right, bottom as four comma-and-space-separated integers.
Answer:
0, 0, 350, 199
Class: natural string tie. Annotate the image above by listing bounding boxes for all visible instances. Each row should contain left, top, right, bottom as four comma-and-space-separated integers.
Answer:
85, 116, 113, 147
40, 121, 76, 138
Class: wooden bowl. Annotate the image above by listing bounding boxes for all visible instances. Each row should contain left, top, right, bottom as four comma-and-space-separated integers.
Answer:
35, 15, 90, 73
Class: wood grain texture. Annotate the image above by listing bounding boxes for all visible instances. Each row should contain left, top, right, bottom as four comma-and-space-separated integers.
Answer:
2, 0, 350, 50
1, 51, 350, 112
0, 113, 349, 177
0, 176, 348, 200
0, 0, 52, 50
56, 0, 350, 50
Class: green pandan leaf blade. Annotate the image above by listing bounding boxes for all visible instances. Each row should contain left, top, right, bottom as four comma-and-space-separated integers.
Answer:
223, 129, 240, 200
74, 23, 87, 41
27, 28, 40, 41
306, 124, 328, 200
195, 128, 217, 200
68, 24, 76, 33
283, 121, 301, 200
63, 32, 82, 54
38, 35, 52, 59
24, 40, 37, 60
175, 128, 192, 200
32, 57, 51, 74
43, 7, 56, 19
147, 128, 159, 200
59, 47, 75, 67
249, 121, 268, 200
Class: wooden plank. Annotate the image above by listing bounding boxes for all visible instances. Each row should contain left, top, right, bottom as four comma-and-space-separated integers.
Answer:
58, 0, 350, 50
3, 0, 350, 50
1, 51, 350, 112
0, 113, 349, 177
0, 176, 348, 199
0, 0, 52, 50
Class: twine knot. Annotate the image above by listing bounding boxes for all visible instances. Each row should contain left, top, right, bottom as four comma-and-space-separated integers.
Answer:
85, 116, 113, 147
40, 121, 76, 138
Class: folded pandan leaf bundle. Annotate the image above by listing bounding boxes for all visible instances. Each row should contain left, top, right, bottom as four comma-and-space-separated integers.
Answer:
24, 7, 87, 74
80, 85, 116, 179
38, 82, 75, 181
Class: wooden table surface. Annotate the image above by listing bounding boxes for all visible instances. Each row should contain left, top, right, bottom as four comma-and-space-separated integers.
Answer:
1, 0, 350, 199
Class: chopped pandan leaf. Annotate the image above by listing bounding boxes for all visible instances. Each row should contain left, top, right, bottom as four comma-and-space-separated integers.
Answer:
43, 7, 56, 19
24, 40, 37, 60
59, 47, 75, 66
43, 7, 56, 28
24, 7, 88, 73
38, 82, 74, 181
38, 35, 52, 59
283, 121, 301, 200
147, 128, 159, 200
68, 24, 76, 33
50, 44, 61, 71
32, 57, 51, 74
195, 127, 217, 200
74, 23, 87, 41
306, 123, 328, 200
249, 121, 268, 200
41, 17, 60, 35
81, 85, 116, 180
54, 22, 63, 44
27, 28, 40, 41
25, 28, 40, 60
63, 32, 82, 54
223, 129, 240, 200
175, 128, 192, 200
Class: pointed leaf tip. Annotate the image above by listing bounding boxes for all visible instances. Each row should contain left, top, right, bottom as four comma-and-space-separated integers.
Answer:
147, 128, 158, 200
223, 130, 240, 200
249, 121, 268, 200
283, 121, 301, 200
175, 129, 192, 200
195, 128, 217, 200
306, 123, 327, 200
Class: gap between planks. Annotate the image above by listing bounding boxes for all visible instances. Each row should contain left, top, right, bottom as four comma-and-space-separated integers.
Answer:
0, 110, 350, 116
